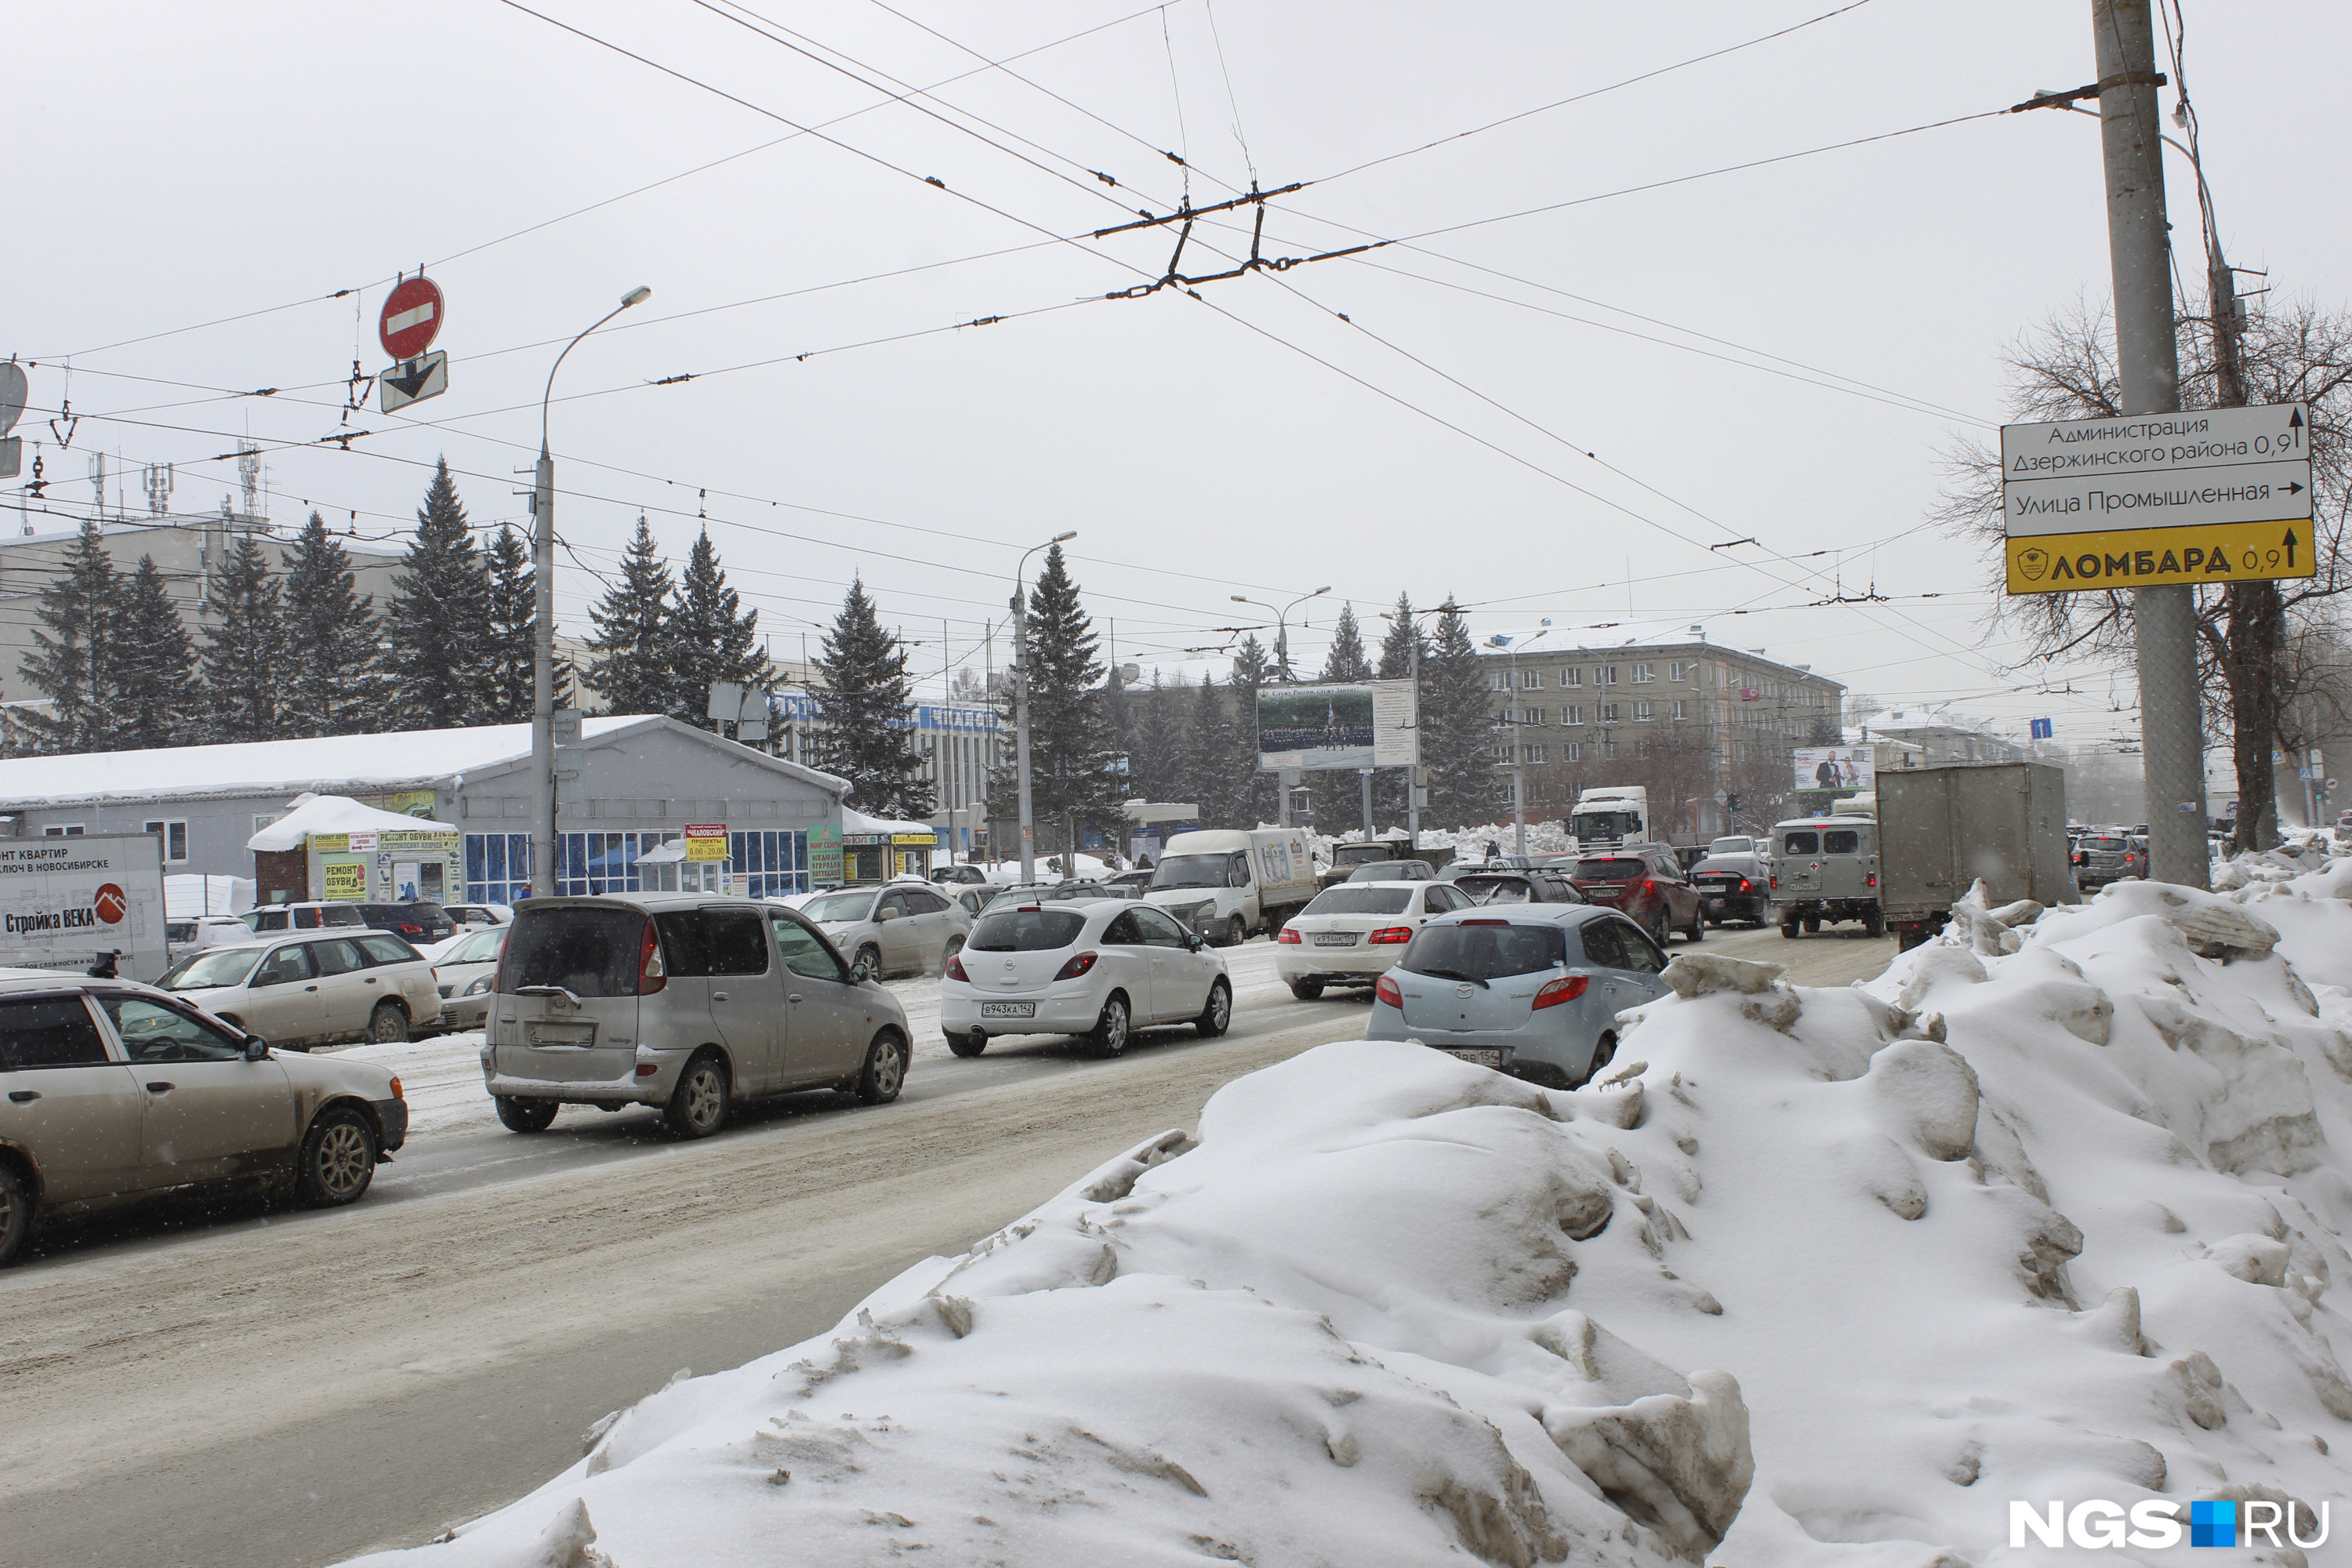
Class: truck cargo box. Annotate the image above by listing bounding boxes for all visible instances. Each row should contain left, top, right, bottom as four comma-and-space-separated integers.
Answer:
1878, 763, 2078, 949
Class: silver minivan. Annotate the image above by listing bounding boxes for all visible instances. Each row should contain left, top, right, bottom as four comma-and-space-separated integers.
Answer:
481, 895, 913, 1138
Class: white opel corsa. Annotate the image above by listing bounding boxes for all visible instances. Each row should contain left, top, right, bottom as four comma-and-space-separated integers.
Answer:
942, 899, 1232, 1058
1275, 880, 1481, 1000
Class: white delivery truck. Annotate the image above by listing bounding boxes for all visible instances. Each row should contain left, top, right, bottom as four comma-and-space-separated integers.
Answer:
0, 832, 169, 982
1145, 827, 1321, 946
1570, 787, 1650, 849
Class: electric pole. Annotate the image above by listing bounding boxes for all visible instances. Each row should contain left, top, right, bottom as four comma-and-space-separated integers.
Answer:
2094, 0, 2208, 887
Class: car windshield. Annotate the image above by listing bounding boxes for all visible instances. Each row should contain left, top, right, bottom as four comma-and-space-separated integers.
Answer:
445, 927, 506, 964
1456, 877, 1534, 904
158, 948, 263, 989
1572, 811, 1635, 839
1573, 858, 1646, 882
1346, 864, 1421, 881
1305, 886, 1414, 916
801, 891, 878, 924
1404, 921, 1566, 982
501, 906, 644, 996
1150, 853, 1234, 890
967, 909, 1088, 952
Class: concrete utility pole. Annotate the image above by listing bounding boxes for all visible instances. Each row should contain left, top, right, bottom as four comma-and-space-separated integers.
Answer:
2092, 0, 2208, 887
531, 285, 650, 898
1013, 532, 1075, 885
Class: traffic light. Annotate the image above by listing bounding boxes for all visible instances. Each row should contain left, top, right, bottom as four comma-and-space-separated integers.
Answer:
1726, 793, 1741, 812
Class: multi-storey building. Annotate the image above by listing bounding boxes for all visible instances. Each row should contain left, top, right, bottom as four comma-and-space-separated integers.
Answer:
1478, 621, 1845, 838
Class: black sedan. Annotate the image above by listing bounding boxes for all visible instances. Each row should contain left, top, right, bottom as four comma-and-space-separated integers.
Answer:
1689, 854, 1769, 926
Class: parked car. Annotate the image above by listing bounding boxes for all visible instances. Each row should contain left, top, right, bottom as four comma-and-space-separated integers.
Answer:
443, 904, 511, 929
942, 899, 1231, 1058
1706, 836, 1758, 857
1105, 869, 1158, 895
481, 895, 913, 1138
1567, 850, 1704, 946
2071, 831, 2135, 889
1768, 817, 1884, 938
799, 883, 971, 979
165, 914, 256, 963
949, 884, 994, 920
1343, 860, 1438, 884
1450, 869, 1586, 907
982, 880, 1130, 913
430, 924, 510, 1032
929, 865, 991, 886
0, 975, 408, 1263
1365, 903, 1669, 1088
245, 901, 456, 945
156, 931, 443, 1047
1689, 853, 1770, 927
1276, 880, 1479, 1000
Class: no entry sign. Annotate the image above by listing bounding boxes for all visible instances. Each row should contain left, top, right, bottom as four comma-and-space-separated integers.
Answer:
379, 276, 445, 361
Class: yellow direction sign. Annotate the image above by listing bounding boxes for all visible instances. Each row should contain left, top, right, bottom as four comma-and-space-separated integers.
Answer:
2005, 518, 2314, 594
2000, 403, 2311, 593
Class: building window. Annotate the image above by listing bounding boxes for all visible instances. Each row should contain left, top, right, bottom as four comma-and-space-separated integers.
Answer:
142, 818, 190, 863
1601, 665, 1619, 685
1490, 672, 1512, 691
1632, 662, 1654, 684
1599, 703, 1620, 723
1633, 701, 1654, 721
1560, 666, 1581, 688
42, 825, 84, 837
1493, 742, 1514, 762
1562, 705, 1583, 725
1669, 699, 1689, 721
728, 829, 812, 899
465, 832, 535, 906
1524, 744, 1548, 764
1668, 661, 1688, 682
1519, 669, 1543, 689
1563, 740, 1582, 761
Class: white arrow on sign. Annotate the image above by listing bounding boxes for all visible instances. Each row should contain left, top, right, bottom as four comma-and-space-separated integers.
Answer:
379, 350, 448, 414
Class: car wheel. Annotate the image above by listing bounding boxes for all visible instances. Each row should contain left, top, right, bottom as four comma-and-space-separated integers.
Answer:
855, 1031, 909, 1105
1864, 909, 1888, 939
495, 1095, 558, 1133
295, 1105, 377, 1207
1578, 1032, 1618, 1088
942, 935, 965, 971
0, 1160, 31, 1267
1651, 913, 1671, 949
663, 1051, 729, 1138
1287, 978, 1323, 1002
1087, 993, 1131, 1058
1684, 913, 1704, 942
1196, 978, 1232, 1038
365, 1000, 409, 1044
946, 1030, 986, 1058
855, 944, 884, 981
1781, 919, 1802, 939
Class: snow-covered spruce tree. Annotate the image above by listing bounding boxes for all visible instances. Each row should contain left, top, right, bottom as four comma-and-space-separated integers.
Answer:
667, 529, 763, 726
384, 458, 492, 728
1227, 633, 1279, 825
480, 524, 537, 724
813, 577, 931, 817
1123, 670, 1181, 804
114, 554, 198, 748
1009, 546, 1118, 851
198, 532, 288, 743
1319, 601, 1372, 684
1421, 597, 1504, 829
1183, 671, 1253, 828
16, 520, 122, 754
584, 517, 680, 719
280, 512, 387, 737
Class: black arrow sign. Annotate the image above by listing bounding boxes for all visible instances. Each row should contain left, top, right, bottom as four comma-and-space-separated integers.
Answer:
386, 358, 434, 399
2284, 480, 2306, 495
2289, 408, 2305, 428
2284, 526, 2300, 568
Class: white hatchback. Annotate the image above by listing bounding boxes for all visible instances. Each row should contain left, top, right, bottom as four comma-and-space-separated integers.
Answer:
1276, 880, 1482, 1000
942, 899, 1231, 1058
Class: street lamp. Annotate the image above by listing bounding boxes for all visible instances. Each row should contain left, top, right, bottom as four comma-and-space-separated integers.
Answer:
1486, 621, 1551, 858
530, 285, 650, 898
1013, 530, 1077, 885
1229, 585, 1330, 682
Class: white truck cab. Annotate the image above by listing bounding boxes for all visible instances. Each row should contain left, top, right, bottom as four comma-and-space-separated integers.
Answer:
1570, 787, 1650, 849
1144, 828, 1319, 946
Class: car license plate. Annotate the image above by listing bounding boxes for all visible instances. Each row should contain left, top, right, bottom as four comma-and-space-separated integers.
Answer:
1439, 1047, 1503, 1067
980, 1001, 1036, 1018
528, 1022, 595, 1047
1312, 931, 1357, 946
1706, 898, 1726, 909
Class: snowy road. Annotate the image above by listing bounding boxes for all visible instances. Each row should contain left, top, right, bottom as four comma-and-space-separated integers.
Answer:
0, 924, 1890, 1568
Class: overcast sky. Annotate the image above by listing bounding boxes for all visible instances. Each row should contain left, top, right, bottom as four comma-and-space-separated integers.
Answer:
12, 1, 2346, 745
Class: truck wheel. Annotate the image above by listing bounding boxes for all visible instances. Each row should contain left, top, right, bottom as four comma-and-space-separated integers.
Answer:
1288, 979, 1323, 1001
1780, 919, 1801, 939
495, 1096, 558, 1133
1803, 917, 1821, 935
1864, 909, 1887, 939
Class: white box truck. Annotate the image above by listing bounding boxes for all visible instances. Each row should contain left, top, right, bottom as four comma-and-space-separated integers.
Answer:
1145, 827, 1321, 946
0, 832, 169, 982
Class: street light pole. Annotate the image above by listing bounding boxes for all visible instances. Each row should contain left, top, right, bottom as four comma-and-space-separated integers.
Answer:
1232, 586, 1329, 826
531, 285, 650, 899
1014, 532, 1076, 885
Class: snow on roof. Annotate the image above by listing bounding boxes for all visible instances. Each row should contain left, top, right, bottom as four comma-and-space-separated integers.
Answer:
247, 793, 459, 851
1472, 619, 1835, 681
844, 807, 935, 836
0, 715, 846, 808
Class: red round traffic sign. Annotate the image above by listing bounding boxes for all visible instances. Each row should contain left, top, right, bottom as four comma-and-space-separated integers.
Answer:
93, 884, 127, 924
379, 276, 445, 361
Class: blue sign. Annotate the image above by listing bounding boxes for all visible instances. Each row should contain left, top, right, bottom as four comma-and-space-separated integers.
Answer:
2029, 717, 2054, 739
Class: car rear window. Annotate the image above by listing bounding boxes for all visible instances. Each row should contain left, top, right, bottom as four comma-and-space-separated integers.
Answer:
503, 906, 645, 996
1573, 859, 1646, 882
1783, 832, 1820, 855
1403, 922, 1566, 981
0, 996, 108, 1069
355, 934, 416, 965
1305, 886, 1414, 916
2085, 836, 2125, 850
1823, 829, 1861, 854
968, 909, 1088, 952
1456, 876, 1534, 904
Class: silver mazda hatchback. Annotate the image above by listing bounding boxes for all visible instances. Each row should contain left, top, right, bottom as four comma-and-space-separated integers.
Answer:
481, 895, 913, 1138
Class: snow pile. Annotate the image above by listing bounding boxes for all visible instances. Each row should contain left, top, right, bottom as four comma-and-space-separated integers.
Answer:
349, 864, 2352, 1566
1320, 820, 1582, 860
245, 792, 456, 851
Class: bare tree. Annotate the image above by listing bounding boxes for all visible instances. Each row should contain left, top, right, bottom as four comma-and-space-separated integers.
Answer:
1934, 298, 2352, 848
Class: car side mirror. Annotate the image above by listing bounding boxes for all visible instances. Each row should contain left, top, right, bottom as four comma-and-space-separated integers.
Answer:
1187, 932, 1204, 951
243, 1035, 270, 1061
875, 908, 898, 923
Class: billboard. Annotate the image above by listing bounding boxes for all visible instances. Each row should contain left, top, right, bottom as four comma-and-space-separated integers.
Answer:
1795, 746, 1874, 792
1257, 680, 1418, 771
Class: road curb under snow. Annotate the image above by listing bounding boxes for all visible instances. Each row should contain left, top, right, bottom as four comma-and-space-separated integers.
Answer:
347, 860, 2352, 1566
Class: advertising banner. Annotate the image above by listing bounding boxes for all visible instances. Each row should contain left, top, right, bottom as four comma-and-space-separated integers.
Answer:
1258, 682, 1418, 772
322, 862, 367, 899
684, 823, 729, 862
1795, 746, 1875, 792
0, 833, 169, 982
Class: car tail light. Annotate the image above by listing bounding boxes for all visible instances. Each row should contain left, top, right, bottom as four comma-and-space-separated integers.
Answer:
1374, 975, 1403, 1008
1054, 950, 1099, 981
1367, 926, 1412, 945
946, 953, 969, 982
1277, 927, 1302, 944
1737, 878, 1751, 892
1642, 880, 1655, 895
389, 1076, 405, 1100
1769, 875, 1780, 889
1462, 918, 1508, 927
1867, 873, 1878, 888
639, 918, 668, 995
1533, 974, 1590, 1009
399, 923, 423, 936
